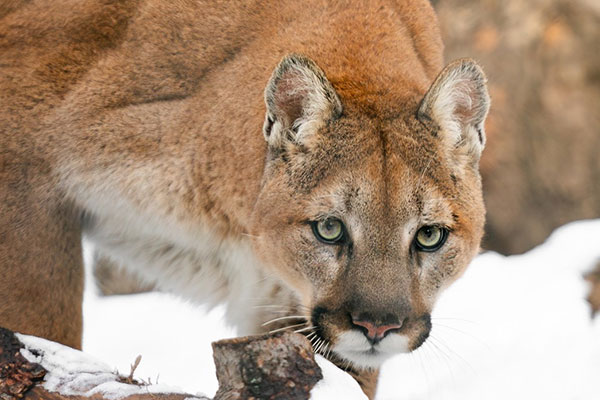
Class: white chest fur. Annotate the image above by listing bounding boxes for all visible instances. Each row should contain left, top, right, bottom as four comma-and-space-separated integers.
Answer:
84, 209, 290, 335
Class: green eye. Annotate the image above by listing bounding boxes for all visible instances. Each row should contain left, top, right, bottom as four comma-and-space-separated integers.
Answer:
312, 218, 345, 244
415, 226, 448, 252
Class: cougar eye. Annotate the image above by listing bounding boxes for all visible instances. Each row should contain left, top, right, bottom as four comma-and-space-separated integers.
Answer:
312, 218, 345, 244
414, 226, 448, 252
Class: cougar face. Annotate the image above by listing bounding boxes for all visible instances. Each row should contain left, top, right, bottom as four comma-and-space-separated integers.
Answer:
250, 55, 488, 369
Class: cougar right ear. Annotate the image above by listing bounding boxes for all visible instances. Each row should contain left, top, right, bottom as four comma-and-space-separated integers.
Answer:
418, 59, 490, 166
263, 54, 342, 151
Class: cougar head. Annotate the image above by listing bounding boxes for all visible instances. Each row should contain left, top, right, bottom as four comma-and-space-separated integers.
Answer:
250, 54, 489, 368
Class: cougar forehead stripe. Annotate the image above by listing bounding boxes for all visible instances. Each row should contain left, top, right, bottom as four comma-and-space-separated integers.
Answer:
284, 115, 388, 193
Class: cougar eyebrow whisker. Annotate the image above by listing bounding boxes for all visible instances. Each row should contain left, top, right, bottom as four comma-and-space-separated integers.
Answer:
415, 155, 434, 194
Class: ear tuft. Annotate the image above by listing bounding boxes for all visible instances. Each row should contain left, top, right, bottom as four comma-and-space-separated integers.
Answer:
263, 54, 342, 150
418, 59, 490, 163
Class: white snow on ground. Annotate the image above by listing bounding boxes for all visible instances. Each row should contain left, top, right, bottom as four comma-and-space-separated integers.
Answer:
82, 291, 232, 398
82, 219, 600, 399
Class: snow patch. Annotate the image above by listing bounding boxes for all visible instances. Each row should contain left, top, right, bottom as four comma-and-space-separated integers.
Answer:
17, 334, 201, 400
310, 355, 368, 399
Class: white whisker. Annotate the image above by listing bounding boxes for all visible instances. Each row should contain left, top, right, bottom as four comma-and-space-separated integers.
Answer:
430, 334, 476, 375
432, 317, 477, 324
253, 305, 295, 309
323, 342, 332, 359
261, 315, 307, 326
294, 326, 315, 334
415, 156, 434, 194
433, 322, 489, 350
426, 336, 456, 383
314, 338, 324, 354
269, 322, 307, 334
240, 232, 261, 239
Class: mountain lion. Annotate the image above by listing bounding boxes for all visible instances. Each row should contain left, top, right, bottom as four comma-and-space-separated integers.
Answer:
0, 0, 489, 397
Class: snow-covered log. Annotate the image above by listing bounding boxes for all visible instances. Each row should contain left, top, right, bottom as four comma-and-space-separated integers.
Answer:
0, 327, 322, 400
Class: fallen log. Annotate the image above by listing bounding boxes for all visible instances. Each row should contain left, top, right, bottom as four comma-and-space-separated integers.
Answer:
213, 333, 322, 400
0, 327, 322, 400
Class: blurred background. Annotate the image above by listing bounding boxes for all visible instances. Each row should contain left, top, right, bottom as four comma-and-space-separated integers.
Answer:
433, 0, 600, 254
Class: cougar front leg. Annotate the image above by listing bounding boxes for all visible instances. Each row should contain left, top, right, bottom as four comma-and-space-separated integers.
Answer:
323, 352, 379, 399
347, 367, 379, 400
92, 251, 155, 296
0, 170, 84, 349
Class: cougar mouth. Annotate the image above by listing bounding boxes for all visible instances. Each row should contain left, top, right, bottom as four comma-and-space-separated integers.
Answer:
309, 306, 432, 368
332, 330, 411, 368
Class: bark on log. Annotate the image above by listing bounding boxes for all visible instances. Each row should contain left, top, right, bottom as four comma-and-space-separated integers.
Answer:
16, 387, 199, 400
0, 327, 322, 400
0, 327, 46, 399
212, 332, 322, 400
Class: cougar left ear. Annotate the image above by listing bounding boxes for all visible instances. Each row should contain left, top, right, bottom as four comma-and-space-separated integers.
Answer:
418, 59, 490, 165
263, 54, 342, 151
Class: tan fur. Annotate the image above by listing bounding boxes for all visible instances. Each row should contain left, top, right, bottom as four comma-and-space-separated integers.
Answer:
0, 1, 488, 397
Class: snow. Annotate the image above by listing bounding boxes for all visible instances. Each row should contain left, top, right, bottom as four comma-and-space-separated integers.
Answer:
82, 291, 230, 398
311, 356, 368, 400
17, 334, 196, 399
80, 219, 600, 399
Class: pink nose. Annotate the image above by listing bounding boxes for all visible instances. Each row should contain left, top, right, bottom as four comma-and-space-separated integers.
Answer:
352, 317, 404, 341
